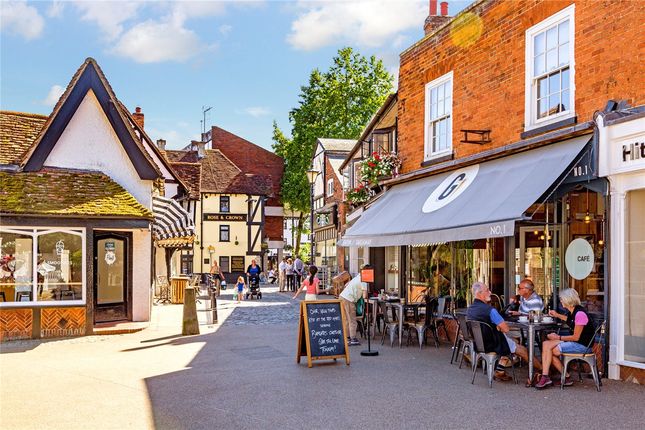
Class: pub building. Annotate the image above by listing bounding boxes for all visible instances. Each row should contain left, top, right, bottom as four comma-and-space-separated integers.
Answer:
0, 58, 194, 340
598, 106, 645, 383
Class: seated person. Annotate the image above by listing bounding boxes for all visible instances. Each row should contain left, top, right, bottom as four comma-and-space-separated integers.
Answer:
467, 282, 541, 382
502, 294, 521, 316
267, 269, 277, 284
535, 288, 596, 389
508, 279, 544, 316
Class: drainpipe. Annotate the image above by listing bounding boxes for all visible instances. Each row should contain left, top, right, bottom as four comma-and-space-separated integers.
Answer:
200, 193, 204, 274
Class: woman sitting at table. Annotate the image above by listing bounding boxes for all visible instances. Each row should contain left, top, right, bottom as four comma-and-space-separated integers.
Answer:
534, 288, 596, 389
292, 265, 322, 301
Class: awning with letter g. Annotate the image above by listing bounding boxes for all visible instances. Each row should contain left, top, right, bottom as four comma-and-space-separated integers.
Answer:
338, 135, 591, 247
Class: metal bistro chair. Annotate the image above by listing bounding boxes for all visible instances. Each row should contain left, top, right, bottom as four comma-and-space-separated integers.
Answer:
560, 320, 605, 392
155, 276, 171, 304
407, 295, 438, 350
467, 320, 518, 388
427, 296, 451, 344
452, 314, 475, 369
381, 302, 403, 347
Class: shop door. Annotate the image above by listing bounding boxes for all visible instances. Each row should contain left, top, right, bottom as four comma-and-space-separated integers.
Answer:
517, 226, 561, 305
94, 233, 129, 323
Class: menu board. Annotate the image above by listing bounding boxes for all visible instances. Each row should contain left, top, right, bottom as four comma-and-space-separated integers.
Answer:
231, 256, 245, 272
297, 300, 350, 368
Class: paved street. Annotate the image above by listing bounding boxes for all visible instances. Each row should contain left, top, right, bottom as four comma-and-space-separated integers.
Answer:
1, 286, 644, 430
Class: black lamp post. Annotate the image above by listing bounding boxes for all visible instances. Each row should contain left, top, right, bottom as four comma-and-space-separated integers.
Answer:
306, 168, 320, 265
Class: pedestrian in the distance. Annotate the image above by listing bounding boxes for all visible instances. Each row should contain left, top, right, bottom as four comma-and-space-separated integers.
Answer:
286, 258, 295, 291
278, 257, 287, 292
293, 256, 304, 287
235, 276, 245, 303
292, 265, 322, 301
210, 260, 224, 296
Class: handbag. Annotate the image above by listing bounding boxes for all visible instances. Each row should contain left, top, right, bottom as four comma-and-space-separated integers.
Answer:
355, 297, 365, 317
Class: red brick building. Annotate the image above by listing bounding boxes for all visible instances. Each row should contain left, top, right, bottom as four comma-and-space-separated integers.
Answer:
341, 0, 644, 382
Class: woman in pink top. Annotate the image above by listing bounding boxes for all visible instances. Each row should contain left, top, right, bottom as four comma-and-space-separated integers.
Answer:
292, 265, 321, 301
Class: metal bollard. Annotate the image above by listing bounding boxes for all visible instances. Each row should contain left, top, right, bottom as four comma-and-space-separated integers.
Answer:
210, 286, 218, 324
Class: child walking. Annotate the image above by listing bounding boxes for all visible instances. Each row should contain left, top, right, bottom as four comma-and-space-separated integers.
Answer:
235, 276, 245, 303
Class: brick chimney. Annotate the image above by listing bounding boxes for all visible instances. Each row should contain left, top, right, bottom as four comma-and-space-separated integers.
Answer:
424, 0, 451, 36
132, 106, 144, 129
191, 140, 206, 159
156, 139, 166, 151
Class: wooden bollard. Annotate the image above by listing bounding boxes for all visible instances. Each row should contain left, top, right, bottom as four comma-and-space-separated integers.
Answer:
182, 287, 200, 335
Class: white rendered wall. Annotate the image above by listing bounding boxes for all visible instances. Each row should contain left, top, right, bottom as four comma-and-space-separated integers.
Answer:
132, 229, 152, 321
44, 90, 152, 207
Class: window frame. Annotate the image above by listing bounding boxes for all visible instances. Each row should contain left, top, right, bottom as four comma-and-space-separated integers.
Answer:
219, 225, 230, 242
327, 178, 334, 197
219, 256, 230, 273
524, 4, 576, 131
220, 196, 230, 213
424, 71, 454, 161
0, 227, 86, 307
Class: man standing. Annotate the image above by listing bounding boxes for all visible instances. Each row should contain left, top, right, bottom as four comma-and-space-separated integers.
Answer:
278, 257, 287, 292
466, 282, 540, 382
339, 271, 367, 346
293, 256, 304, 287
509, 279, 544, 316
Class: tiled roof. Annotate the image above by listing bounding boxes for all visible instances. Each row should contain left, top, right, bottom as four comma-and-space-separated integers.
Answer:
318, 138, 356, 153
210, 126, 284, 205
169, 162, 201, 200
0, 168, 152, 218
0, 111, 47, 165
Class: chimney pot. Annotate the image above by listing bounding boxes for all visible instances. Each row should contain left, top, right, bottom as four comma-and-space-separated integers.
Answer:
430, 0, 438, 16
135, 106, 141, 113
440, 1, 448, 16
156, 139, 166, 151
192, 140, 206, 159
132, 106, 145, 130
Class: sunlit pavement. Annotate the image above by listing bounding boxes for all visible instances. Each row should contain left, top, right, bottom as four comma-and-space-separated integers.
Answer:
1, 285, 644, 430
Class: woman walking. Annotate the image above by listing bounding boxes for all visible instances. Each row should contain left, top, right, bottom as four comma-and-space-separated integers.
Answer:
292, 265, 322, 301
209, 260, 224, 296
285, 258, 295, 292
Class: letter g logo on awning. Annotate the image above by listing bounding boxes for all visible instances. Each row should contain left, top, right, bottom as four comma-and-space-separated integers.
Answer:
422, 164, 479, 213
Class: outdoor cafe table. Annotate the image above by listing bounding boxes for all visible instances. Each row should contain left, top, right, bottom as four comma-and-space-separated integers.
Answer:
366, 298, 421, 347
506, 318, 561, 382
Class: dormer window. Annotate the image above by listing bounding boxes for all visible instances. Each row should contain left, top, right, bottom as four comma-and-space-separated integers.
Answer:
525, 5, 575, 130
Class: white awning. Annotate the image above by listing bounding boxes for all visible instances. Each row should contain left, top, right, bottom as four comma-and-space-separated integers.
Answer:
339, 135, 591, 247
152, 195, 195, 242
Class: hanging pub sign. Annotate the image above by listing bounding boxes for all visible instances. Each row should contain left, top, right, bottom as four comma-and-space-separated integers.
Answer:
203, 213, 247, 222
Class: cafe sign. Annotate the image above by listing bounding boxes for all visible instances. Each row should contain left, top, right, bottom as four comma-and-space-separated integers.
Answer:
565, 238, 594, 280
203, 213, 247, 222
423, 164, 479, 213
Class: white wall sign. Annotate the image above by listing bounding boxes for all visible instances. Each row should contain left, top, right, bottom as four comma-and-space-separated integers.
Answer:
565, 238, 594, 280
422, 164, 479, 213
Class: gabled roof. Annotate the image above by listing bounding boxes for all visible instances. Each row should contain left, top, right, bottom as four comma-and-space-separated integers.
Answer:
0, 168, 152, 218
210, 126, 283, 204
317, 138, 356, 153
340, 93, 398, 170
0, 111, 47, 165
20, 58, 161, 180
169, 161, 201, 200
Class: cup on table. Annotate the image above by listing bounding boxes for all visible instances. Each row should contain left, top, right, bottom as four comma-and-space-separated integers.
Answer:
518, 315, 528, 322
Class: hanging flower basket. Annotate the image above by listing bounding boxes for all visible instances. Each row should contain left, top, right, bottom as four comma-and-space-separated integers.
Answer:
346, 183, 370, 205
359, 152, 401, 186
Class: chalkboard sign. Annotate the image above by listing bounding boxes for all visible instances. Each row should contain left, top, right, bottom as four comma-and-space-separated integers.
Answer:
297, 300, 350, 368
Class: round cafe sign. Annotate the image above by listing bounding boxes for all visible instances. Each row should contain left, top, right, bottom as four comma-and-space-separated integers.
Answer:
565, 238, 594, 280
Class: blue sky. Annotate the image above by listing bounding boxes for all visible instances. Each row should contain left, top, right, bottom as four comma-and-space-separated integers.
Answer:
1, 0, 470, 151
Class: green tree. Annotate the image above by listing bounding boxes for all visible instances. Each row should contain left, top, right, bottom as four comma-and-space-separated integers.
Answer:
273, 47, 393, 255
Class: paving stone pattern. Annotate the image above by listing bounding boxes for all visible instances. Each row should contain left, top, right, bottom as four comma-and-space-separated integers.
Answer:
217, 284, 301, 326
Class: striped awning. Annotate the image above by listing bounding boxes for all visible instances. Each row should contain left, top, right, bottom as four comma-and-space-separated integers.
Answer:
152, 195, 195, 242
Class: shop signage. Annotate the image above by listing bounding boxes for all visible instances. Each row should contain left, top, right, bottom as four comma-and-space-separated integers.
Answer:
563, 146, 595, 184
297, 300, 350, 368
422, 164, 479, 213
203, 213, 247, 222
622, 141, 645, 163
231, 256, 245, 272
565, 238, 594, 280
104, 241, 116, 266
55, 240, 65, 256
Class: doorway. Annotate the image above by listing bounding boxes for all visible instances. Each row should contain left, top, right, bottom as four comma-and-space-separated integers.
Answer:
94, 232, 131, 323
517, 226, 562, 304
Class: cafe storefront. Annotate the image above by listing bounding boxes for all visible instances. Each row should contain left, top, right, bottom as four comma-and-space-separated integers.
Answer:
598, 110, 645, 383
340, 133, 608, 365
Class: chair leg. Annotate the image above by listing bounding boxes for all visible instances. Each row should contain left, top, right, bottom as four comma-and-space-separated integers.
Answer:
417, 327, 425, 350
452, 338, 462, 364
450, 327, 460, 363
486, 357, 496, 388
471, 356, 480, 384
390, 326, 396, 347
561, 356, 571, 390
590, 359, 601, 392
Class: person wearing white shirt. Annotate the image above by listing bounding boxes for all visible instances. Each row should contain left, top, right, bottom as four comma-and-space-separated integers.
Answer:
339, 271, 368, 346
278, 257, 287, 292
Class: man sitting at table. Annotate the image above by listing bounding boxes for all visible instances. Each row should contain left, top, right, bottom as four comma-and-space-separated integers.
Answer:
508, 279, 544, 316
467, 282, 541, 382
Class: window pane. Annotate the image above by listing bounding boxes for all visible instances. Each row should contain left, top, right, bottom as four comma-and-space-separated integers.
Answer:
546, 48, 558, 71
538, 98, 549, 119
546, 26, 557, 50
1, 231, 33, 303
561, 67, 570, 90
431, 102, 437, 119
431, 88, 437, 105
437, 98, 445, 117
445, 80, 452, 98
37, 232, 82, 302
558, 42, 569, 66
437, 83, 445, 102
558, 20, 569, 44
626, 189, 645, 363
561, 89, 570, 111
445, 95, 452, 114
549, 72, 561, 94
538, 77, 548, 98
534, 54, 545, 76
549, 93, 560, 115
534, 32, 546, 56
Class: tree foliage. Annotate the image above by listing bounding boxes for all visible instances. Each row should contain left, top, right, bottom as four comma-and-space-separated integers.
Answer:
273, 47, 393, 254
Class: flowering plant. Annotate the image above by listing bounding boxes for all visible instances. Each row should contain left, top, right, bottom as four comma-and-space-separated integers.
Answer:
346, 183, 370, 205
359, 152, 401, 186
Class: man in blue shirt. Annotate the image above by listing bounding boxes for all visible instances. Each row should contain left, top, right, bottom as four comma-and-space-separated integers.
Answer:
467, 282, 540, 381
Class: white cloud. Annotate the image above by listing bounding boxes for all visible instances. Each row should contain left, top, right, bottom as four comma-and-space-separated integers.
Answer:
0, 1, 45, 40
42, 85, 65, 107
219, 24, 233, 36
73, 1, 141, 41
47, 1, 65, 18
242, 107, 271, 118
112, 19, 208, 63
287, 0, 426, 51
171, 1, 227, 23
